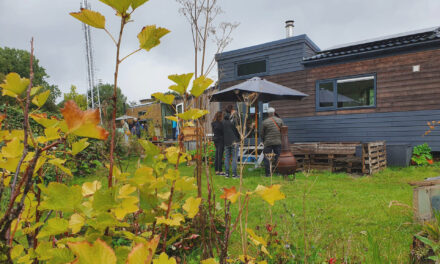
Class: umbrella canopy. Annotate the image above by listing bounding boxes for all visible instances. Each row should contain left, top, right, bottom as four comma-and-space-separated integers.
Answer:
210, 77, 308, 102
115, 115, 136, 121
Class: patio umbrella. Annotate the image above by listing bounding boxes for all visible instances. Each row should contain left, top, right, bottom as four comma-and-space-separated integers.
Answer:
210, 76, 308, 161
210, 76, 308, 103
115, 115, 136, 121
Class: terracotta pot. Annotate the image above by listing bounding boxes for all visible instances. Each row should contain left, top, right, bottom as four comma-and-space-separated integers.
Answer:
276, 126, 297, 175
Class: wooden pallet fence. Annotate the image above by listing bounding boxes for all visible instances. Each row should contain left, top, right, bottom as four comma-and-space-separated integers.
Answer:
290, 142, 385, 174
362, 141, 387, 174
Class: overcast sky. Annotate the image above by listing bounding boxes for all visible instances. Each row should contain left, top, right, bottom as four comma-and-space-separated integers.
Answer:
1, 0, 439, 103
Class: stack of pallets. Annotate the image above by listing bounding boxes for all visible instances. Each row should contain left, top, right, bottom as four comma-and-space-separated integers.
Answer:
362, 141, 387, 174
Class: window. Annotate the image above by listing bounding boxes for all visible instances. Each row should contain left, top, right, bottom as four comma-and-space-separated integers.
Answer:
237, 60, 266, 77
316, 74, 376, 110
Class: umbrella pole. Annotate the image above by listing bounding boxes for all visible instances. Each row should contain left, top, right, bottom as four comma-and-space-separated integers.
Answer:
254, 103, 259, 162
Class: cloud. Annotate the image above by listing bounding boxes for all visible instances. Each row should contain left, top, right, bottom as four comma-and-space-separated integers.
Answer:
1, 0, 439, 103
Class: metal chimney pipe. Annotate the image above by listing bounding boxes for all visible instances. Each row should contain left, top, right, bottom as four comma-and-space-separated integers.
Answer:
285, 20, 294, 38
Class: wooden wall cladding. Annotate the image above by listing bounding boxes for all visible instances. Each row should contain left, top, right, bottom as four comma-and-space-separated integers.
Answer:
219, 48, 440, 118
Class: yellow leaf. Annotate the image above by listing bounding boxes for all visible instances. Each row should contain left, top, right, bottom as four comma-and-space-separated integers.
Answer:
168, 73, 193, 95
48, 158, 72, 177
0, 72, 29, 98
157, 192, 170, 200
165, 116, 178, 123
174, 177, 196, 192
155, 213, 184, 226
72, 138, 90, 156
182, 197, 201, 218
220, 186, 240, 204
69, 213, 85, 234
44, 126, 60, 141
246, 228, 267, 247
201, 258, 219, 264
131, 166, 154, 186
114, 196, 139, 220
126, 235, 160, 264
153, 252, 176, 264
61, 100, 109, 140
11, 244, 24, 260
238, 255, 255, 263
165, 147, 189, 164
68, 239, 116, 264
190, 75, 213, 97
31, 90, 50, 107
255, 184, 285, 206
138, 25, 170, 51
29, 113, 61, 128
118, 184, 137, 198
99, 0, 131, 14
152, 92, 175, 105
177, 108, 209, 120
2, 137, 23, 158
30, 86, 42, 96
82, 180, 102, 197
70, 8, 105, 29
164, 169, 180, 181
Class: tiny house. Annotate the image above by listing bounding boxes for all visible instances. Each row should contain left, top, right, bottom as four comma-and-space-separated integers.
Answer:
216, 23, 440, 152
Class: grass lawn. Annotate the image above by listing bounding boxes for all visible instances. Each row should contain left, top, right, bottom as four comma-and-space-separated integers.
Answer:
74, 159, 440, 263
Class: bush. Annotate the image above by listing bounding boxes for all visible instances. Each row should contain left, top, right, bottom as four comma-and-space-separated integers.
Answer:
412, 143, 433, 166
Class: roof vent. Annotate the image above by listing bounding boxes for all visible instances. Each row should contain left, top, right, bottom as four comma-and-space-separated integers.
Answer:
285, 20, 294, 38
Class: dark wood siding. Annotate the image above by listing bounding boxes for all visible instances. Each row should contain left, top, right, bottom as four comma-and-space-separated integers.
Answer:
285, 109, 440, 151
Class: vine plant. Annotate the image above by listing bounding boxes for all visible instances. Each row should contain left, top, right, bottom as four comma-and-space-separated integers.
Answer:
0, 0, 287, 263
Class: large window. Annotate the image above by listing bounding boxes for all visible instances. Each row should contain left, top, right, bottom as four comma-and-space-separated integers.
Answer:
316, 74, 376, 110
237, 59, 267, 77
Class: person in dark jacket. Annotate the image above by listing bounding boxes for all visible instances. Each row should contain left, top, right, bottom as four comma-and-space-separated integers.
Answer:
223, 105, 240, 178
134, 118, 141, 138
261, 107, 283, 177
211, 111, 225, 175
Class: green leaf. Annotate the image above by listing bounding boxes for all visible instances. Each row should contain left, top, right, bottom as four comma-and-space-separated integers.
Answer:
190, 76, 213, 97
39, 182, 82, 213
168, 73, 193, 95
151, 92, 174, 105
32, 90, 50, 107
177, 108, 209, 120
99, 0, 131, 14
72, 138, 90, 156
131, 0, 149, 10
93, 187, 117, 213
70, 8, 106, 29
68, 239, 117, 264
139, 140, 161, 158
0, 72, 29, 98
37, 217, 69, 238
138, 25, 170, 51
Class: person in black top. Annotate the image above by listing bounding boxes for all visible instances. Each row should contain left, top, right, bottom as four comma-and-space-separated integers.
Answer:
223, 105, 240, 178
211, 111, 225, 175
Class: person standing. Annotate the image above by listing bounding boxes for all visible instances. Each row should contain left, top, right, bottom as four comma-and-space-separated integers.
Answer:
223, 105, 240, 178
121, 119, 130, 143
172, 120, 177, 140
134, 118, 141, 139
261, 107, 283, 177
211, 111, 225, 176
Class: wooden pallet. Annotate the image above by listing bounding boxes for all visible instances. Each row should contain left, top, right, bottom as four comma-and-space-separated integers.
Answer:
362, 141, 387, 174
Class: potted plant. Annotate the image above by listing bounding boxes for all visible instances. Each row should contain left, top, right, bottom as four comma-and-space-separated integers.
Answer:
412, 143, 433, 165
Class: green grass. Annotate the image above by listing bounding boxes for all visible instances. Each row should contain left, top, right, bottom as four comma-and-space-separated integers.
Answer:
74, 159, 440, 262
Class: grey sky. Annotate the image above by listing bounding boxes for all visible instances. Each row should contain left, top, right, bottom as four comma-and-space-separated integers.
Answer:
1, 0, 439, 103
